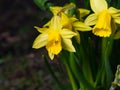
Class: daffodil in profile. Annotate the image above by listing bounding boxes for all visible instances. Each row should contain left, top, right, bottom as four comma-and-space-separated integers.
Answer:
32, 14, 76, 60
85, 0, 120, 37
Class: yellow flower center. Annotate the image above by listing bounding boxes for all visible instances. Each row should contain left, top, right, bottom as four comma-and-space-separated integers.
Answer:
46, 30, 62, 55
93, 10, 111, 37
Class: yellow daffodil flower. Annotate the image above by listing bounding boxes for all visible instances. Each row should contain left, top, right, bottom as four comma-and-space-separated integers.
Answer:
32, 15, 76, 60
85, 0, 120, 37
48, 6, 92, 43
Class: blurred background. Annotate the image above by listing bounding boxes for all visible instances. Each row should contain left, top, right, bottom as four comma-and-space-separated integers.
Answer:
1, 0, 120, 90
0, 0, 70, 89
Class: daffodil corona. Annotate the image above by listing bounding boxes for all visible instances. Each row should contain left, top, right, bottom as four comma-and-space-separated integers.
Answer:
46, 30, 62, 55
93, 10, 111, 37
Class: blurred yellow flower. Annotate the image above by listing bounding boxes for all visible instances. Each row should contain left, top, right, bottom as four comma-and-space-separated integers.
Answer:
32, 15, 76, 60
85, 0, 120, 37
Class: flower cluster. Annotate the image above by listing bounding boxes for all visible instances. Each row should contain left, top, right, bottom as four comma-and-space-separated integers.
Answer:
33, 0, 120, 60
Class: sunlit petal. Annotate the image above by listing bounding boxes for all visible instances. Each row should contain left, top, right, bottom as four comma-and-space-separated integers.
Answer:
60, 29, 77, 39
69, 17, 78, 23
108, 7, 120, 16
62, 38, 76, 52
48, 52, 55, 60
113, 18, 120, 24
108, 7, 120, 24
85, 14, 97, 26
60, 13, 72, 30
32, 34, 48, 49
43, 20, 51, 27
50, 6, 62, 15
50, 15, 62, 29
34, 26, 48, 33
90, 0, 108, 13
73, 21, 92, 31
78, 8, 90, 18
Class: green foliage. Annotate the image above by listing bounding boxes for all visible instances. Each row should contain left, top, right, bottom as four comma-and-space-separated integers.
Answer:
111, 0, 120, 8
33, 0, 54, 10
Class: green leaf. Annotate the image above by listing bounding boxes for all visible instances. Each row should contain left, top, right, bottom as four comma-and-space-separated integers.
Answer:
69, 52, 95, 90
111, 0, 120, 9
100, 37, 113, 89
60, 51, 78, 90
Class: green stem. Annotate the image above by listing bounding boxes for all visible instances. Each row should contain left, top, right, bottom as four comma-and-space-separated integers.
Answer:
95, 34, 114, 89
80, 33, 94, 86
100, 36, 114, 88
64, 60, 78, 90
69, 52, 96, 90
61, 52, 78, 90
42, 55, 62, 89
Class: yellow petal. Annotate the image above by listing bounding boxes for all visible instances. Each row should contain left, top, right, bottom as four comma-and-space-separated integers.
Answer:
108, 7, 120, 16
62, 38, 76, 52
90, 0, 108, 13
60, 13, 72, 30
60, 29, 77, 39
108, 7, 120, 24
92, 10, 111, 37
43, 20, 51, 27
73, 21, 92, 31
114, 30, 120, 39
48, 52, 55, 60
70, 17, 78, 23
32, 34, 48, 49
50, 15, 62, 30
78, 8, 90, 18
113, 18, 120, 24
85, 14, 97, 26
50, 6, 62, 15
34, 26, 48, 33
